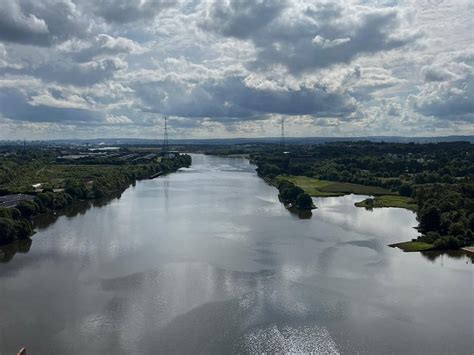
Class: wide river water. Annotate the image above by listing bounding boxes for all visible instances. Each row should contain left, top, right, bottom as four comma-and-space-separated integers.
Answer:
0, 154, 472, 354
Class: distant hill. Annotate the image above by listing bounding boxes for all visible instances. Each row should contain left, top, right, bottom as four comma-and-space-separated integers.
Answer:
1, 135, 473, 146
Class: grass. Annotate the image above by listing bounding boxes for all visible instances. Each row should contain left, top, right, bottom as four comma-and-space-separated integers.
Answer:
389, 241, 434, 252
276, 175, 394, 197
355, 195, 417, 211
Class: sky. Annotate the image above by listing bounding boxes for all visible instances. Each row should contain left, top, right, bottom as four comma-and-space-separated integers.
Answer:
0, 0, 473, 140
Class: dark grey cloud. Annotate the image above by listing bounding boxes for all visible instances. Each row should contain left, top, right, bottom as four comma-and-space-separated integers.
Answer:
32, 57, 127, 86
421, 65, 454, 82
136, 75, 356, 119
413, 74, 474, 122
413, 50, 474, 122
203, 1, 418, 74
0, 0, 87, 46
201, 0, 287, 39
91, 0, 172, 24
0, 1, 49, 45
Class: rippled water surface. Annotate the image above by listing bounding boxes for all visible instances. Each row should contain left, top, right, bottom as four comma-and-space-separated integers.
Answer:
0, 154, 472, 354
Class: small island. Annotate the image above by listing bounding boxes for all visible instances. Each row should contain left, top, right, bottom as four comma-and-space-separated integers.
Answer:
276, 179, 316, 211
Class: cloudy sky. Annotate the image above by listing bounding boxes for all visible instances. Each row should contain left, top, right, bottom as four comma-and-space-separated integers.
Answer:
0, 0, 473, 140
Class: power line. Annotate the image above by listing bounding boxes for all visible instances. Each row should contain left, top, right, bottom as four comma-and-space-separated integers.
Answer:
163, 116, 169, 153
280, 117, 285, 147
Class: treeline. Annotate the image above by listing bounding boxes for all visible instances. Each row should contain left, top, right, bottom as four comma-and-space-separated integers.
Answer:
415, 184, 474, 249
0, 207, 33, 245
253, 142, 473, 197
277, 180, 315, 210
252, 142, 473, 250
0, 153, 192, 245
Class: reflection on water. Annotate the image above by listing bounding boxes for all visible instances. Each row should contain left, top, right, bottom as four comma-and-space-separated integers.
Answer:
0, 154, 472, 354
34, 194, 121, 230
0, 195, 121, 263
421, 249, 474, 264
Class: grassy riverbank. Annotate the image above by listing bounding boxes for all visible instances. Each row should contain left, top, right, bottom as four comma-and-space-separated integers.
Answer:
389, 241, 434, 252
203, 141, 474, 251
355, 195, 417, 211
276, 175, 393, 197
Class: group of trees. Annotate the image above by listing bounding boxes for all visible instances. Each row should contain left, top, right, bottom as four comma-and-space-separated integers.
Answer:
277, 180, 315, 210
254, 142, 473, 198
415, 184, 474, 249
0, 207, 33, 245
252, 141, 473, 250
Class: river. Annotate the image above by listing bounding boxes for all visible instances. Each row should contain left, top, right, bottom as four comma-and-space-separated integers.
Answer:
0, 154, 472, 354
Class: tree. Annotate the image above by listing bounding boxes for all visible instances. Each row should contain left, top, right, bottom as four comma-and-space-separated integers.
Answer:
13, 219, 33, 239
0, 218, 16, 245
16, 200, 39, 218
399, 184, 413, 197
295, 193, 314, 210
279, 185, 304, 204
449, 222, 464, 237
419, 206, 441, 232
433, 236, 459, 250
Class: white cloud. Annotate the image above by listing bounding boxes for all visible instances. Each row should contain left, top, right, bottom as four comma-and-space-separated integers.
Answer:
28, 91, 90, 109
312, 35, 351, 49
105, 114, 132, 124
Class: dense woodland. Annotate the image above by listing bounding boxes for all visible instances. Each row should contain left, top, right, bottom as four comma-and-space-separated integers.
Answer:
0, 147, 191, 245
251, 141, 473, 250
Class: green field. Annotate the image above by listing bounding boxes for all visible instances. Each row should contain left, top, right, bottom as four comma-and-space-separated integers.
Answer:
354, 195, 417, 211
389, 241, 434, 252
276, 175, 393, 197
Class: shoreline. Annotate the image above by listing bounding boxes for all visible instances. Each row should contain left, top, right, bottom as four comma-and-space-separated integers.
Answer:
0, 156, 192, 247
461, 246, 474, 254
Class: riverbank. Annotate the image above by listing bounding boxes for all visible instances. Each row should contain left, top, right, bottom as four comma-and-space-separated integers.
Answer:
0, 154, 192, 246
389, 241, 434, 252
354, 195, 417, 211
271, 175, 468, 254
276, 175, 394, 198
275, 175, 414, 211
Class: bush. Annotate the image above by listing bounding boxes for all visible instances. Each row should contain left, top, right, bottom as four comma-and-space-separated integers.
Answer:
449, 222, 464, 236
0, 218, 16, 245
35, 192, 54, 210
399, 184, 413, 197
419, 206, 441, 232
16, 200, 39, 218
279, 185, 304, 204
13, 219, 33, 239
433, 236, 459, 250
421, 231, 440, 244
0, 207, 20, 220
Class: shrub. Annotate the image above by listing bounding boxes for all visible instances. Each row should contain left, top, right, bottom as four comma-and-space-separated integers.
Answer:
433, 236, 459, 250
0, 218, 16, 245
399, 184, 413, 197
16, 200, 39, 218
